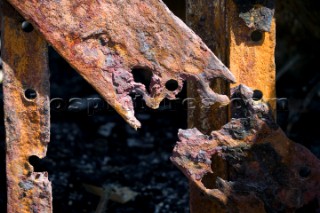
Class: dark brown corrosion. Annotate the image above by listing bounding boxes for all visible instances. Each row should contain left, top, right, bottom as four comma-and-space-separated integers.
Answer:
234, 0, 275, 32
172, 85, 320, 212
6, 0, 235, 129
2, 2, 52, 213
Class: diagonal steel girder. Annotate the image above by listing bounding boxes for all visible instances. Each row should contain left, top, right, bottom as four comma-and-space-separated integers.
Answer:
5, 0, 235, 129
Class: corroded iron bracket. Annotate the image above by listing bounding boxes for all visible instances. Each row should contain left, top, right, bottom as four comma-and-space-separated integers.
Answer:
2, 2, 52, 213
172, 85, 320, 212
5, 0, 235, 129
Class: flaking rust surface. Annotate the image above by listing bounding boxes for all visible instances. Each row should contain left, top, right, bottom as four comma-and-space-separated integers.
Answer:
186, 0, 230, 134
228, 0, 276, 111
6, 0, 235, 129
234, 0, 275, 32
172, 85, 320, 212
185, 1, 276, 211
185, 1, 231, 211
2, 3, 52, 213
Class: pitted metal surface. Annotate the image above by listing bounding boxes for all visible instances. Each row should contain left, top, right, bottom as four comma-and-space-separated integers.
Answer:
6, 0, 235, 129
2, 3, 52, 213
172, 85, 320, 212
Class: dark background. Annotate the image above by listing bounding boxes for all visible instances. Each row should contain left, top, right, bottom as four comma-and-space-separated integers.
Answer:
0, 0, 319, 212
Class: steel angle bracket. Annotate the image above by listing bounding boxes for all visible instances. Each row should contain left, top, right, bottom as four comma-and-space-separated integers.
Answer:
5, 0, 235, 129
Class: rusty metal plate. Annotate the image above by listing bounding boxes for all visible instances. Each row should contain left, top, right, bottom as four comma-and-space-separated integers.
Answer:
2, 3, 52, 213
6, 0, 235, 129
172, 85, 320, 212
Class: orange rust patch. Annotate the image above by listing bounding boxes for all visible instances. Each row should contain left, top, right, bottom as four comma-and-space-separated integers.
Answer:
228, 0, 276, 110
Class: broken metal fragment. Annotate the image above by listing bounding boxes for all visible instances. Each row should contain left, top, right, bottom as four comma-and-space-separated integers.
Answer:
6, 0, 236, 129
235, 0, 275, 32
171, 85, 320, 212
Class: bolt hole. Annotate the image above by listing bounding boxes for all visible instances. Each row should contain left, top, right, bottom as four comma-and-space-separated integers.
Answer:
165, 79, 179, 91
21, 21, 34, 33
24, 89, 37, 100
252, 90, 263, 101
201, 172, 216, 189
132, 68, 153, 92
28, 155, 47, 172
299, 166, 311, 178
250, 30, 263, 42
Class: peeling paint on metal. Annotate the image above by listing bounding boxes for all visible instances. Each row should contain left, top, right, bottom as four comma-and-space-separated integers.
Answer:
6, 0, 236, 129
19, 181, 34, 191
172, 85, 320, 212
234, 0, 275, 32
239, 6, 274, 32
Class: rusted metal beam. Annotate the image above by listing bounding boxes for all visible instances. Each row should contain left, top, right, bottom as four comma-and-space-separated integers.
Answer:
5, 0, 235, 129
186, 0, 230, 134
1, 2, 52, 213
185, 0, 276, 212
185, 1, 230, 212
229, 0, 276, 109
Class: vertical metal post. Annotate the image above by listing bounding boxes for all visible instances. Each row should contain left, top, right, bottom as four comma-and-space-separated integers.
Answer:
186, 0, 276, 212
186, 0, 230, 212
1, 2, 52, 213
227, 0, 276, 108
